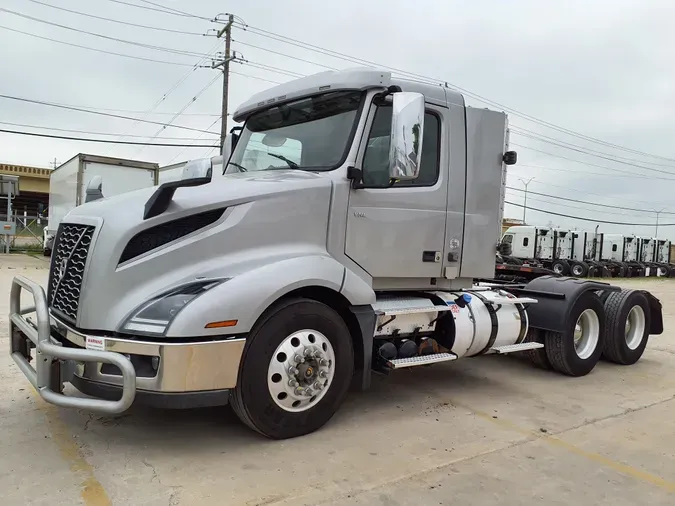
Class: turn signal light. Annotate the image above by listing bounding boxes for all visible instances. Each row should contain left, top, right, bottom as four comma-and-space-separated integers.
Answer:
204, 319, 238, 329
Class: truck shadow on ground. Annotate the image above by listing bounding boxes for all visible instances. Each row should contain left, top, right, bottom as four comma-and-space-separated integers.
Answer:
53, 356, 562, 451
52, 350, 671, 456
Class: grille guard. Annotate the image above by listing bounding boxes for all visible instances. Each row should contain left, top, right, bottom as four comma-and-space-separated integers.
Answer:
9, 275, 136, 414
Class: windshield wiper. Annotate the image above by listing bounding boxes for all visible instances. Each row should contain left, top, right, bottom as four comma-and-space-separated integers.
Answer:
267, 153, 299, 169
226, 162, 247, 173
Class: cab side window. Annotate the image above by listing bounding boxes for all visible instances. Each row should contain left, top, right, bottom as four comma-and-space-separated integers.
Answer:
523, 237, 529, 247
503, 234, 513, 244
362, 105, 440, 187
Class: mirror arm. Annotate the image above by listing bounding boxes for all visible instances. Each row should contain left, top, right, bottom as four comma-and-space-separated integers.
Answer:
373, 85, 402, 106
347, 166, 365, 189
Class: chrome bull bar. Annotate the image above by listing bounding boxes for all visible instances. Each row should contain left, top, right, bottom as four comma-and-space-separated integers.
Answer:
9, 275, 136, 414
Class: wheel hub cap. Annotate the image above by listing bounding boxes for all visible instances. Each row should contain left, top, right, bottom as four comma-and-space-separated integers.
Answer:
625, 305, 646, 350
573, 308, 600, 360
267, 330, 336, 412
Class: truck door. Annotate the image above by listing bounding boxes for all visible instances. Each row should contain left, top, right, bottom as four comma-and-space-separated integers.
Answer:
536, 229, 554, 260
345, 102, 447, 278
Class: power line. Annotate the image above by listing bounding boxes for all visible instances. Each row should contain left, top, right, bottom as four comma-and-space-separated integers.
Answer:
510, 126, 675, 168
137, 0, 210, 20
232, 39, 339, 70
511, 142, 675, 180
0, 120, 217, 140
506, 192, 647, 217
504, 201, 675, 226
133, 74, 221, 154
239, 60, 305, 78
102, 0, 211, 20
0, 7, 209, 58
514, 163, 654, 179
166, 116, 223, 165
0, 25, 196, 66
24, 0, 206, 36
0, 94, 215, 134
0, 128, 217, 147
506, 186, 675, 214
231, 70, 283, 85
511, 133, 675, 177
234, 21, 675, 164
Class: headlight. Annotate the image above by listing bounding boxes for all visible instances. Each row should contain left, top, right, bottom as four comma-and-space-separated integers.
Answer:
121, 279, 225, 336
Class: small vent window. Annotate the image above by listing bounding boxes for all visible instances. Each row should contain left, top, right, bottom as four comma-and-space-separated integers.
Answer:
523, 237, 529, 247
120, 208, 226, 263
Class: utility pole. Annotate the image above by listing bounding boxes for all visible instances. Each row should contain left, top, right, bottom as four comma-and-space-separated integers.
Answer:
519, 177, 535, 224
49, 157, 60, 169
213, 14, 235, 153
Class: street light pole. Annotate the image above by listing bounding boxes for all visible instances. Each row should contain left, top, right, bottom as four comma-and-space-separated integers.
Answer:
655, 208, 665, 237
519, 177, 535, 224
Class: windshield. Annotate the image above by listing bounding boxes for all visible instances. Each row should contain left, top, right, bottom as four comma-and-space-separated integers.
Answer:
224, 90, 363, 174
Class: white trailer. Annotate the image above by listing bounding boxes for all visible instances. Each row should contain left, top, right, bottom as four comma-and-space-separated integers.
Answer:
44, 154, 159, 255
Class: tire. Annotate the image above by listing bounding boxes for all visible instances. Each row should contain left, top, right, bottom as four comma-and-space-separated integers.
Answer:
570, 261, 589, 278
617, 265, 627, 278
544, 292, 605, 377
522, 328, 551, 369
657, 265, 671, 277
551, 260, 569, 276
602, 289, 650, 365
230, 298, 354, 439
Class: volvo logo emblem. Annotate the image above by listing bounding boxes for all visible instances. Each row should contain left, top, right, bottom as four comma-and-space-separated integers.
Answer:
56, 257, 68, 282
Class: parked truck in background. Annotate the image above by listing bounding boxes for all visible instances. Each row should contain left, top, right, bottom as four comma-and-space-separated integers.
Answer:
502, 225, 673, 279
10, 68, 665, 439
43, 154, 160, 256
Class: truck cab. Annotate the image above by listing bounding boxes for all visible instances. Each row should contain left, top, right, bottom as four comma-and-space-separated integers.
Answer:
8, 68, 664, 439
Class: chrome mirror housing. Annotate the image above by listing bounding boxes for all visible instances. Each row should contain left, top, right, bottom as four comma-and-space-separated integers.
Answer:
388, 92, 425, 181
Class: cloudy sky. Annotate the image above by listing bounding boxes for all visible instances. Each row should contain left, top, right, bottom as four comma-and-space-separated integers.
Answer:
1, 0, 675, 239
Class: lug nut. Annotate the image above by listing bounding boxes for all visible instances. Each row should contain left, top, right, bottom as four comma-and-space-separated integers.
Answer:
313, 382, 323, 390
319, 359, 330, 367
319, 370, 327, 378
288, 379, 299, 387
305, 388, 314, 396
294, 387, 305, 396
294, 354, 304, 363
288, 366, 299, 376
304, 348, 314, 357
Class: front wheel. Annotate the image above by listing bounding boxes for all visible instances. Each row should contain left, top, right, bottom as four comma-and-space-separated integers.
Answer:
230, 298, 354, 439
545, 292, 605, 376
551, 260, 569, 276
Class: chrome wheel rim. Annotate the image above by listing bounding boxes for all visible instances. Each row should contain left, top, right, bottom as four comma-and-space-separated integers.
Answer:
553, 263, 564, 274
573, 309, 600, 359
572, 264, 583, 276
625, 305, 646, 350
267, 330, 335, 413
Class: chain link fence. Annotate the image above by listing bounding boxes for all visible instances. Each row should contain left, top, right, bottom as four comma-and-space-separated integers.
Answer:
0, 213, 47, 253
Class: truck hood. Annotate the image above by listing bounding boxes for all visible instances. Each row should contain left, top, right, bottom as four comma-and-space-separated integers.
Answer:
62, 169, 334, 331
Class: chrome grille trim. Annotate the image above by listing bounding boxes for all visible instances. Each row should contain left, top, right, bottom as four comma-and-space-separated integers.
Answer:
48, 223, 96, 323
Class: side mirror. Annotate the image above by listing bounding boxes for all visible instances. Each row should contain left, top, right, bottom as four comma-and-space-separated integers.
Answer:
181, 157, 212, 181
388, 92, 425, 181
84, 175, 104, 203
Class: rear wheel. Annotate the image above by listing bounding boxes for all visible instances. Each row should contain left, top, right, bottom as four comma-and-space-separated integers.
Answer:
657, 265, 671, 277
522, 328, 550, 369
230, 298, 354, 439
551, 260, 569, 276
570, 261, 589, 278
545, 292, 605, 376
602, 289, 650, 365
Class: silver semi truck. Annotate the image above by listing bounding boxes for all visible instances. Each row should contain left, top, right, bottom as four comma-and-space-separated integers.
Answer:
9, 68, 664, 439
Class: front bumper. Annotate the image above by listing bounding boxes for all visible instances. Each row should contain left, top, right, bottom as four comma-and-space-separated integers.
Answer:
9, 275, 245, 414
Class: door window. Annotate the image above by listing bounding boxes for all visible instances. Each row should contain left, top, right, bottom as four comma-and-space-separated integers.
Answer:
361, 105, 440, 187
523, 237, 529, 246
503, 234, 513, 244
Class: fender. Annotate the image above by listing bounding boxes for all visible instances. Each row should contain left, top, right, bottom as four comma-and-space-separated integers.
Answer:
513, 276, 621, 334
166, 255, 374, 338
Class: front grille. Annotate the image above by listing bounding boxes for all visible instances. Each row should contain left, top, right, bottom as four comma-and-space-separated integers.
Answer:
48, 223, 96, 324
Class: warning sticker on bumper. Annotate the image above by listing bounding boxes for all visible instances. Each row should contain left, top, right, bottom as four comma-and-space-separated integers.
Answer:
85, 336, 106, 351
